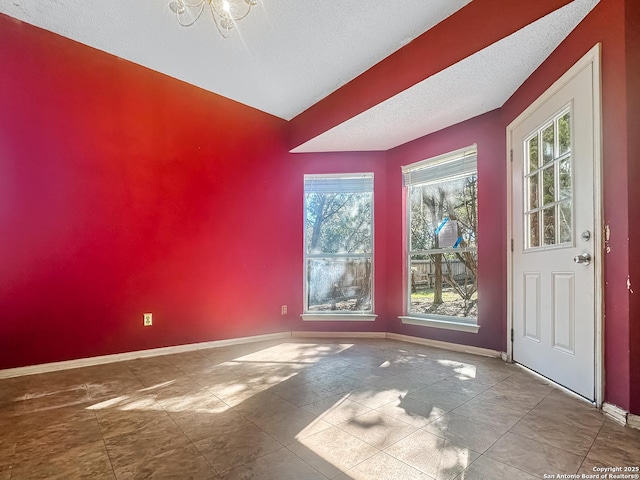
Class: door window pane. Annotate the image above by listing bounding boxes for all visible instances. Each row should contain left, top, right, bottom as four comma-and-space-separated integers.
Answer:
529, 211, 540, 248
528, 135, 539, 172
559, 202, 572, 244
523, 106, 573, 250
542, 124, 555, 164
528, 173, 539, 210
542, 166, 555, 206
558, 111, 571, 156
559, 158, 572, 200
543, 207, 556, 245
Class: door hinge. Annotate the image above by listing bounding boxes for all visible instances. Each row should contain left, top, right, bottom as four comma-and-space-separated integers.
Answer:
511, 239, 514, 252
511, 328, 514, 342
510, 150, 513, 162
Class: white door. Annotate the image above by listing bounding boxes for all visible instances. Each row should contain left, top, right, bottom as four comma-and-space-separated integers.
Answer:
510, 57, 599, 400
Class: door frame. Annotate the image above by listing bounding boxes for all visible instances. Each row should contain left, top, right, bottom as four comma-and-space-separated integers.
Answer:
506, 43, 604, 406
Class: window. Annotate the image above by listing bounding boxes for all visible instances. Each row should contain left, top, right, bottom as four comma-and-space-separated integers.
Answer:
524, 108, 572, 249
303, 174, 375, 320
400, 147, 479, 332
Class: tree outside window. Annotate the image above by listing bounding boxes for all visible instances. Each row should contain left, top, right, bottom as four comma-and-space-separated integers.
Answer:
404, 151, 478, 320
304, 174, 373, 313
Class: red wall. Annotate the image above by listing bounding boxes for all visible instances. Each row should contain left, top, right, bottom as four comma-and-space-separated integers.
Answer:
0, 15, 395, 369
0, 15, 301, 369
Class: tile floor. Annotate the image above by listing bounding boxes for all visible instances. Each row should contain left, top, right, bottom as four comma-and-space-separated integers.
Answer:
0, 338, 639, 479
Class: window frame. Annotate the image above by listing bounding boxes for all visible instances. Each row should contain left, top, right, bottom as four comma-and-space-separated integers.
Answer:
399, 145, 480, 333
302, 173, 376, 321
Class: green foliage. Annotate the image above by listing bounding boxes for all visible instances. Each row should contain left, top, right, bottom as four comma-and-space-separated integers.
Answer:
409, 175, 478, 251
305, 192, 372, 254
305, 192, 373, 311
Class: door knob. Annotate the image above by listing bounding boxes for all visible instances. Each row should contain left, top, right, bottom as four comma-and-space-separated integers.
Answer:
573, 253, 591, 265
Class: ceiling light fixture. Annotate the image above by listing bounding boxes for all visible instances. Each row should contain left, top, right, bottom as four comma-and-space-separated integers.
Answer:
170, 0, 258, 38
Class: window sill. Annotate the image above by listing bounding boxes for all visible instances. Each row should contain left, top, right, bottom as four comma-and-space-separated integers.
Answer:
398, 315, 480, 333
302, 313, 377, 322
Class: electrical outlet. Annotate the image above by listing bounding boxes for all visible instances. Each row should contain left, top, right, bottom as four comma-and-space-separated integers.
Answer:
143, 313, 152, 326
281, 305, 287, 315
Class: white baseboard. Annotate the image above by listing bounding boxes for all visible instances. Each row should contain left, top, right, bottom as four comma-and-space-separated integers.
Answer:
602, 402, 629, 425
0, 332, 291, 379
291, 331, 386, 339
0, 330, 508, 379
385, 333, 501, 358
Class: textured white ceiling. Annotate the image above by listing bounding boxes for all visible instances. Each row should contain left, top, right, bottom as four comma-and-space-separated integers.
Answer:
292, 0, 599, 152
0, 0, 471, 120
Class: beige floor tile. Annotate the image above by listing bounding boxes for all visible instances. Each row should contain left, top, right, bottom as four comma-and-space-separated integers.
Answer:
194, 423, 283, 474
375, 395, 446, 428
252, 406, 332, 446
384, 429, 480, 480
366, 372, 432, 393
452, 361, 517, 386
232, 392, 297, 423
0, 436, 16, 466
510, 410, 600, 456
0, 465, 11, 480
335, 452, 433, 480
494, 371, 555, 396
406, 366, 457, 385
220, 448, 326, 480
406, 386, 471, 412
85, 378, 146, 401
113, 444, 217, 480
5, 339, 638, 480
454, 455, 538, 480
308, 374, 368, 395
485, 432, 584, 477
424, 412, 507, 453
288, 426, 378, 479
104, 417, 190, 470
96, 407, 174, 439
338, 410, 418, 449
16, 386, 91, 416
173, 409, 252, 442
529, 391, 605, 430
7, 404, 97, 436
302, 395, 373, 426
208, 381, 274, 405
471, 385, 547, 413
13, 413, 103, 463
584, 419, 640, 466
577, 455, 609, 476
337, 364, 388, 384
271, 383, 336, 407
348, 385, 415, 409
452, 397, 527, 429
9, 441, 114, 480
427, 377, 493, 398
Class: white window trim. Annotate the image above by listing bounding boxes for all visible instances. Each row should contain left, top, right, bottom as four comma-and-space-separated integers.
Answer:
303, 172, 375, 319
399, 315, 480, 333
302, 313, 377, 322
402, 145, 479, 332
